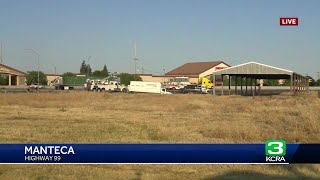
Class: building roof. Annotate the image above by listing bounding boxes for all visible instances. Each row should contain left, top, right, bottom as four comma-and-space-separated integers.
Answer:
213, 61, 304, 79
45, 74, 62, 76
165, 61, 228, 76
129, 73, 153, 76
0, 63, 27, 76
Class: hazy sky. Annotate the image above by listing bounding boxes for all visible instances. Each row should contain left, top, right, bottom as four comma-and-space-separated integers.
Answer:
0, 0, 319, 78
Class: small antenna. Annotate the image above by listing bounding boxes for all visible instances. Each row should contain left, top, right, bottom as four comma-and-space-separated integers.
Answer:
133, 42, 139, 74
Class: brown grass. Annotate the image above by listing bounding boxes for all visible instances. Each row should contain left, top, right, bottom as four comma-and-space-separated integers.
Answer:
0, 92, 319, 179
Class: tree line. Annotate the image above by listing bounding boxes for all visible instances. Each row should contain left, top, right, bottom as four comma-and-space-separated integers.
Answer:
23, 60, 142, 86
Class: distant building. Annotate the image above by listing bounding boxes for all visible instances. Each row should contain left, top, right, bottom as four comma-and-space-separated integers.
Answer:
0, 64, 26, 86
165, 61, 230, 83
132, 74, 169, 83
46, 73, 88, 85
131, 61, 230, 83
74, 73, 87, 77
46, 74, 62, 85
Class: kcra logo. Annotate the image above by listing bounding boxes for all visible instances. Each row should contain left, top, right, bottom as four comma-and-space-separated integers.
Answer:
265, 140, 286, 162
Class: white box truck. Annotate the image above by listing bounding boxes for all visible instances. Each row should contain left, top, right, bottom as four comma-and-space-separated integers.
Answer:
128, 81, 172, 94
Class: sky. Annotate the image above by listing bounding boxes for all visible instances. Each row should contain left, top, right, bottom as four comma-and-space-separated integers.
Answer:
0, 0, 319, 78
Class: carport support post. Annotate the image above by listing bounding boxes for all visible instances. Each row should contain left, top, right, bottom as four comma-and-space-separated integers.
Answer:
293, 75, 296, 96
305, 77, 308, 93
297, 76, 300, 95
293, 75, 297, 95
258, 79, 261, 96
221, 75, 224, 96
212, 74, 216, 96
307, 78, 309, 91
240, 77, 243, 95
302, 77, 304, 93
253, 78, 256, 97
296, 75, 298, 95
302, 77, 306, 94
305, 77, 307, 92
250, 78, 253, 95
228, 75, 231, 95
254, 78, 257, 95
290, 74, 293, 95
301, 76, 303, 94
299, 76, 301, 95
245, 77, 248, 96
304, 77, 306, 93
300, 76, 302, 94
235, 76, 238, 95
305, 77, 308, 92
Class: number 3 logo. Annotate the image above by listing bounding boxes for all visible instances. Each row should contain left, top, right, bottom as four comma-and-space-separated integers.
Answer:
266, 140, 286, 156
268, 142, 283, 155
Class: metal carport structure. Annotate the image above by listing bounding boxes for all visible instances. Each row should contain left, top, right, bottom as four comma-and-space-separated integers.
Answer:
212, 62, 309, 96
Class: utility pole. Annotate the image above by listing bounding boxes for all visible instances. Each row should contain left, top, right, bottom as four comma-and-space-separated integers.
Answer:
163, 69, 166, 83
87, 56, 92, 77
25, 49, 40, 90
133, 42, 138, 74
317, 72, 320, 80
54, 66, 56, 75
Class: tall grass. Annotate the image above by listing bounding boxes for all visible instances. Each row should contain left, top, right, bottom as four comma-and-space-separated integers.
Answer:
0, 92, 319, 179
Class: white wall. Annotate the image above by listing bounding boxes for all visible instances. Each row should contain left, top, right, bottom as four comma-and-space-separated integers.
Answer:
199, 63, 230, 78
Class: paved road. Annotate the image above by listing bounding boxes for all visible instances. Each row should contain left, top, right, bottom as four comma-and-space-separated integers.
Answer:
1, 85, 319, 95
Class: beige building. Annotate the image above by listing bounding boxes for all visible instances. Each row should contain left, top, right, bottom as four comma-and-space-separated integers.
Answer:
134, 61, 230, 83
165, 61, 230, 83
0, 64, 26, 86
133, 74, 170, 83
46, 74, 62, 85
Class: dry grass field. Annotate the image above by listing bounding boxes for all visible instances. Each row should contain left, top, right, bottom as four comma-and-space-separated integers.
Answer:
0, 92, 319, 179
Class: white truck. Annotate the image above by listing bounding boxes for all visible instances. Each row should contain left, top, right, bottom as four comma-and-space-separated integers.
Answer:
96, 80, 127, 92
86, 76, 127, 92
166, 77, 191, 90
128, 81, 172, 94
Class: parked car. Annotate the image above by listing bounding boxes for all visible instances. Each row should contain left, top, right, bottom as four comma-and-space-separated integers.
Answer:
28, 83, 43, 91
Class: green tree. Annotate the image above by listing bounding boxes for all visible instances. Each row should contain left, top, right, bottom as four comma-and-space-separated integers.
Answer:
283, 79, 291, 86
86, 64, 92, 75
62, 72, 76, 79
307, 76, 316, 86
316, 78, 320, 86
0, 75, 8, 85
26, 71, 47, 85
80, 60, 92, 75
117, 73, 142, 85
264, 79, 279, 86
90, 65, 109, 78
102, 64, 109, 77
80, 60, 87, 74
91, 70, 106, 77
